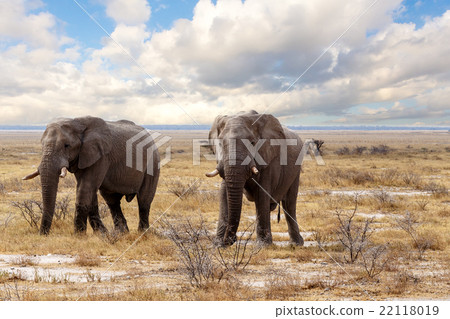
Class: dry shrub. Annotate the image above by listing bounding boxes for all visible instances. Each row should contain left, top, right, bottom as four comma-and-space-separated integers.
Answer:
293, 247, 318, 262
360, 244, 389, 279
387, 271, 419, 295
303, 276, 340, 290
372, 189, 398, 210
54, 194, 71, 220
394, 212, 439, 259
402, 171, 422, 187
191, 276, 252, 300
11, 195, 73, 229
437, 208, 450, 218
75, 254, 102, 267
378, 168, 399, 185
352, 146, 367, 155
322, 167, 374, 186
162, 217, 218, 287
166, 178, 201, 199
0, 180, 5, 194
334, 197, 373, 263
370, 144, 391, 155
0, 213, 15, 229
335, 146, 351, 155
11, 256, 36, 267
423, 182, 448, 197
11, 199, 42, 229
265, 273, 302, 300
163, 216, 261, 288
415, 198, 429, 211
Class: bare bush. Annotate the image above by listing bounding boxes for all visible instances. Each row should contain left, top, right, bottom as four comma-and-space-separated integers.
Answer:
1, 213, 14, 229
11, 200, 42, 229
370, 144, 391, 155
163, 216, 261, 287
395, 212, 431, 259
361, 244, 389, 279
352, 146, 367, 155
351, 171, 375, 185
166, 179, 201, 199
415, 198, 429, 211
335, 197, 373, 263
11, 195, 73, 229
162, 217, 217, 287
215, 223, 262, 271
335, 146, 350, 155
402, 171, 422, 187
322, 167, 374, 186
423, 182, 448, 197
373, 189, 396, 209
54, 195, 71, 220
387, 271, 419, 295
378, 168, 399, 184
0, 181, 5, 194
1, 281, 29, 301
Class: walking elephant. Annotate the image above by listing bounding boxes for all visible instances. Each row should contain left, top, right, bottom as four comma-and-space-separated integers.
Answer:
206, 111, 304, 246
23, 116, 160, 235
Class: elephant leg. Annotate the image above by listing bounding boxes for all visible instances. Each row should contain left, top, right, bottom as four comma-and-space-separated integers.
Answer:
137, 201, 150, 231
255, 186, 273, 245
216, 180, 229, 245
281, 176, 303, 246
76, 180, 107, 234
100, 190, 128, 233
87, 195, 108, 234
74, 205, 89, 234
136, 173, 159, 232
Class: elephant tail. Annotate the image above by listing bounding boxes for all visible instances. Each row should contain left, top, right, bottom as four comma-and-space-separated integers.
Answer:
277, 202, 281, 223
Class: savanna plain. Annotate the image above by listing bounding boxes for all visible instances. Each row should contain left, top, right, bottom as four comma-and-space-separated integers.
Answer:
0, 129, 449, 300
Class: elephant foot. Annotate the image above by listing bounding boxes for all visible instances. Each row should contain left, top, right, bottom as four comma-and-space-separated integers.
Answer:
222, 234, 237, 247
88, 205, 108, 234
74, 205, 89, 234
115, 223, 129, 233
256, 237, 273, 247
256, 229, 273, 246
39, 218, 53, 235
289, 233, 304, 247
137, 221, 149, 232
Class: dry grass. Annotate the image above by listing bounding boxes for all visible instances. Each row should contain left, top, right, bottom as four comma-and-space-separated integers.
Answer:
0, 130, 449, 300
75, 254, 102, 267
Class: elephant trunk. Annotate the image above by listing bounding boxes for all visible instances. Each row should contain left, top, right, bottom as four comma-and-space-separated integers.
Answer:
223, 167, 247, 246
39, 157, 61, 235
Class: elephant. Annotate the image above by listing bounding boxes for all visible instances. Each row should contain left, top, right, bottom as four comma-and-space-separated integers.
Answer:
23, 116, 160, 235
205, 110, 304, 247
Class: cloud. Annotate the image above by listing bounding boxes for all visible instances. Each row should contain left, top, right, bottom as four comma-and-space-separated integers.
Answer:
0, 0, 449, 126
0, 0, 60, 49
103, 0, 151, 25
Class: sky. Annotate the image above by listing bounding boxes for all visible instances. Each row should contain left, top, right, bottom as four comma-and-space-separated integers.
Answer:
0, 0, 449, 126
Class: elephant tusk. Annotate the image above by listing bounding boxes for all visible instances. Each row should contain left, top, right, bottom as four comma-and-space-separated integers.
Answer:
205, 169, 219, 177
22, 170, 40, 180
251, 166, 259, 174
60, 167, 68, 178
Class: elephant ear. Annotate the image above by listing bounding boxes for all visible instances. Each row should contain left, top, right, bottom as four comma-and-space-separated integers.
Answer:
208, 115, 227, 155
74, 117, 113, 169
252, 114, 286, 165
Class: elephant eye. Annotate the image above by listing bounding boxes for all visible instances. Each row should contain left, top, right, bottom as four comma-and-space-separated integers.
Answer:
64, 144, 70, 148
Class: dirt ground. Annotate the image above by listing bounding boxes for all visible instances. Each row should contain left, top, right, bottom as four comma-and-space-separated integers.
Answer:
0, 129, 449, 300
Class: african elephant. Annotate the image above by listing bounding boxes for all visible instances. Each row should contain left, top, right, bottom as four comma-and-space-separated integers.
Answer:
206, 111, 304, 246
23, 116, 160, 235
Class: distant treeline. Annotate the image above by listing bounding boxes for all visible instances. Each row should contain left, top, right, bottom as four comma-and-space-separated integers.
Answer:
1, 125, 449, 131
